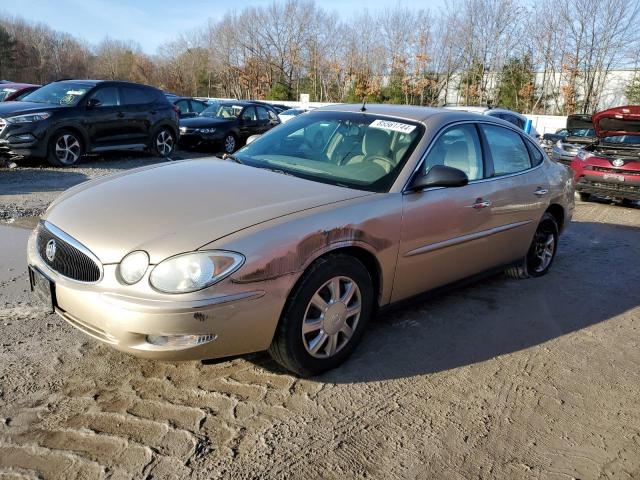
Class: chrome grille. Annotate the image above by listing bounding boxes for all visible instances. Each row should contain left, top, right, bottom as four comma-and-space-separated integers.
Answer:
37, 223, 102, 283
591, 166, 640, 176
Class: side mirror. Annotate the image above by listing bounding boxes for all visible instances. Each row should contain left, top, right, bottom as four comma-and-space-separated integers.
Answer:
86, 98, 101, 108
246, 134, 261, 145
408, 165, 469, 191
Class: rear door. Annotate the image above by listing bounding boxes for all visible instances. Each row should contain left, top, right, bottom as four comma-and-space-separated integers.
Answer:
393, 123, 499, 301
239, 106, 259, 140
255, 106, 272, 133
476, 123, 549, 264
119, 86, 157, 144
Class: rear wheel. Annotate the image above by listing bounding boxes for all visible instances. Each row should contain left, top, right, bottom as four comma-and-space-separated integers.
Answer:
269, 254, 374, 376
151, 127, 175, 158
47, 131, 83, 166
505, 212, 558, 279
578, 192, 591, 202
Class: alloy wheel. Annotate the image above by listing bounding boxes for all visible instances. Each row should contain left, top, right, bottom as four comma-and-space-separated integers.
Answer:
54, 134, 81, 165
224, 135, 236, 153
301, 276, 361, 358
156, 130, 174, 156
528, 227, 555, 273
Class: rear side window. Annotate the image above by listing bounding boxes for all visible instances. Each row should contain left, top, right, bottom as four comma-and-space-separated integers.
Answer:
481, 124, 532, 176
524, 138, 544, 166
191, 101, 206, 113
423, 124, 484, 181
175, 99, 190, 112
256, 106, 270, 121
121, 87, 155, 105
242, 106, 257, 121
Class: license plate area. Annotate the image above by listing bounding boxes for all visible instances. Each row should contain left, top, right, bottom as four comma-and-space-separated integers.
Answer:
29, 266, 56, 313
603, 173, 625, 182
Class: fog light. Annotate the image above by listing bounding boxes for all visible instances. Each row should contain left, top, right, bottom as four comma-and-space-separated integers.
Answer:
146, 334, 217, 348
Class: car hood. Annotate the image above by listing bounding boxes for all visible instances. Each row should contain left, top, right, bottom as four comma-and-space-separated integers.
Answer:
0, 101, 66, 117
180, 117, 234, 128
566, 114, 593, 131
44, 159, 372, 264
593, 106, 640, 138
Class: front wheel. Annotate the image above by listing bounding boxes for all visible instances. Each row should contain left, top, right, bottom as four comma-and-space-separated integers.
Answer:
223, 134, 237, 154
269, 254, 374, 376
47, 131, 83, 166
505, 212, 558, 279
151, 127, 175, 158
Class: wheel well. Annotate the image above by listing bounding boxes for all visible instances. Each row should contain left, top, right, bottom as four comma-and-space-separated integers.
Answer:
154, 122, 178, 140
49, 126, 87, 152
319, 246, 382, 308
545, 204, 565, 232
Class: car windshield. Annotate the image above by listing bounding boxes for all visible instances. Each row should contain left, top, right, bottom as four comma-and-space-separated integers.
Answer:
235, 111, 424, 192
201, 104, 243, 119
602, 135, 640, 144
568, 128, 595, 137
21, 81, 93, 106
0, 87, 17, 101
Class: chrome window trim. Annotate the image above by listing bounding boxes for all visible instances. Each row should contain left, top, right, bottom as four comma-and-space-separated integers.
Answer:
402, 119, 544, 194
38, 220, 104, 283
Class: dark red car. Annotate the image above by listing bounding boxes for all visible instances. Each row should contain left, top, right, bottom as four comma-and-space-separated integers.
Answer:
571, 105, 640, 204
0, 83, 40, 102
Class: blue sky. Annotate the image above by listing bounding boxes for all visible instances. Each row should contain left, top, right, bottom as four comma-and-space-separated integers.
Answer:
0, 0, 444, 54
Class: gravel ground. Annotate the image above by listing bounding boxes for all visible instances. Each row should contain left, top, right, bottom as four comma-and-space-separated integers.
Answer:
0, 159, 639, 479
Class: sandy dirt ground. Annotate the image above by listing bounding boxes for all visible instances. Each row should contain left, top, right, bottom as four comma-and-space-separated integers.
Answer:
0, 158, 639, 479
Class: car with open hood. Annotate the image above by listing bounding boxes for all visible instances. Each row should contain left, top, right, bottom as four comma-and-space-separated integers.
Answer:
178, 100, 280, 154
0, 82, 41, 102
571, 105, 640, 204
27, 104, 574, 376
550, 114, 596, 165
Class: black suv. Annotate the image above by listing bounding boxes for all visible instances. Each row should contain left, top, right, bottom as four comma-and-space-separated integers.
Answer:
179, 101, 280, 154
0, 80, 179, 166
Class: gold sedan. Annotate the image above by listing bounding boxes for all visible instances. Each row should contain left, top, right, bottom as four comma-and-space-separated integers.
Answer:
28, 105, 574, 376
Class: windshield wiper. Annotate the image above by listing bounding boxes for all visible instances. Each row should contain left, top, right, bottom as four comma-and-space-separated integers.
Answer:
220, 153, 243, 164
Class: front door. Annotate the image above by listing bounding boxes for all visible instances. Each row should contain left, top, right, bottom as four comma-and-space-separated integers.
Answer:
392, 123, 499, 301
84, 86, 122, 146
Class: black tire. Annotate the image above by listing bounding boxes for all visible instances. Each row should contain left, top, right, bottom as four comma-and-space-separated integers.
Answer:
578, 192, 591, 202
268, 254, 374, 377
222, 133, 237, 154
47, 130, 83, 167
151, 127, 175, 158
505, 212, 558, 280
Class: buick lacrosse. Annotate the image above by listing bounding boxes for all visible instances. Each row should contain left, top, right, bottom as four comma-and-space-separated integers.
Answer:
28, 105, 574, 376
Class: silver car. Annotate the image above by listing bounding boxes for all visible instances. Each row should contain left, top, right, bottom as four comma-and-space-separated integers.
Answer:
27, 105, 574, 376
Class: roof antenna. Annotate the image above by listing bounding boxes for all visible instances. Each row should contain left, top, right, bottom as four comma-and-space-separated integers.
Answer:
360, 97, 367, 112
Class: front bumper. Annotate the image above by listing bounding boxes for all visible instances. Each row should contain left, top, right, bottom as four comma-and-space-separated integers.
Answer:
575, 177, 640, 200
0, 120, 49, 157
27, 231, 286, 361
178, 130, 224, 148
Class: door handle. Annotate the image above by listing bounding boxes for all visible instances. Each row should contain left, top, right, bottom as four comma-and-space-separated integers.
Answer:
471, 199, 492, 209
534, 187, 549, 196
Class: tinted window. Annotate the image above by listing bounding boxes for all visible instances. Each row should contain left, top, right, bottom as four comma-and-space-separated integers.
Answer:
256, 106, 270, 121
242, 106, 257, 121
191, 100, 206, 113
268, 110, 279, 121
481, 124, 532, 175
524, 138, 544, 166
175, 99, 190, 112
21, 81, 93, 106
89, 86, 119, 106
121, 87, 155, 105
422, 124, 484, 181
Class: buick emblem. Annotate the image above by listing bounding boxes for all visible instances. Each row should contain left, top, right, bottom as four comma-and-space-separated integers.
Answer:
612, 159, 624, 167
45, 239, 56, 262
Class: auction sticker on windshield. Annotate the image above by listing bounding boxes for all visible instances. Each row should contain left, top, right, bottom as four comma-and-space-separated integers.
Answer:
369, 119, 417, 134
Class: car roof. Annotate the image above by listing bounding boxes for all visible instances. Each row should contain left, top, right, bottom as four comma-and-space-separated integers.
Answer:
315, 103, 493, 124
0, 82, 39, 89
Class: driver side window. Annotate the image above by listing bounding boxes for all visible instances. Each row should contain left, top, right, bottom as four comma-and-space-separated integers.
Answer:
423, 124, 484, 181
88, 87, 119, 107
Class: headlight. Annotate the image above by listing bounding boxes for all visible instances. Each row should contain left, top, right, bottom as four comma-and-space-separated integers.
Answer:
150, 251, 244, 293
118, 250, 150, 285
6, 112, 52, 124
576, 149, 592, 161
